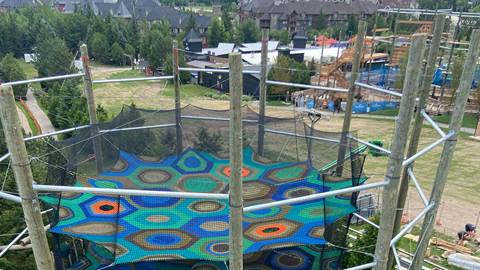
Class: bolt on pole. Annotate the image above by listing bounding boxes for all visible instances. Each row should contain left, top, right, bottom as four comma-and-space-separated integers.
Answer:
173, 40, 183, 154
410, 29, 480, 270
336, 20, 366, 176
80, 44, 104, 173
257, 27, 269, 156
386, 14, 447, 270
0, 85, 55, 270
228, 52, 244, 270
373, 33, 427, 270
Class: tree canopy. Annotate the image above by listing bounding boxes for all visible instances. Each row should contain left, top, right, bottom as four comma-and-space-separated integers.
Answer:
0, 54, 28, 99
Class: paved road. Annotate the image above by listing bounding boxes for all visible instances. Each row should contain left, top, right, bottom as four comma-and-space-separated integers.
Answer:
25, 88, 55, 134
16, 105, 32, 135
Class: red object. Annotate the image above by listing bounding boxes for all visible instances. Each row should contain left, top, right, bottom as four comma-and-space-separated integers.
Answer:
316, 35, 337, 47
222, 167, 251, 177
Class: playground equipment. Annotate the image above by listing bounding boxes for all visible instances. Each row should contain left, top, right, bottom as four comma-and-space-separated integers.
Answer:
0, 17, 479, 270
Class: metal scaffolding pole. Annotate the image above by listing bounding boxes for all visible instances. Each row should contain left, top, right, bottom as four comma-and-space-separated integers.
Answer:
0, 85, 55, 270
373, 33, 427, 270
80, 44, 103, 173
173, 40, 183, 154
257, 27, 269, 156
386, 14, 447, 270
335, 20, 367, 176
228, 52, 244, 270
410, 29, 480, 270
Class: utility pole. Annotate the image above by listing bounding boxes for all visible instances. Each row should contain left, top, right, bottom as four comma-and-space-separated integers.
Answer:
80, 44, 103, 173
257, 21, 269, 156
173, 40, 183, 154
386, 14, 447, 270
335, 21, 366, 176
0, 85, 55, 270
228, 52, 244, 270
410, 29, 480, 270
373, 33, 427, 270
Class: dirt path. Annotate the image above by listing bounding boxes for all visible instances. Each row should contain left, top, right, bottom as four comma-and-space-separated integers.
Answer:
91, 65, 130, 80
25, 88, 55, 134
16, 106, 32, 135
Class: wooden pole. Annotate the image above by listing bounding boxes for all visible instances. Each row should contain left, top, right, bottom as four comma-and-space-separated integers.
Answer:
173, 40, 183, 154
317, 37, 325, 86
386, 14, 447, 270
385, 8, 400, 86
257, 27, 269, 156
80, 44, 103, 173
373, 33, 427, 270
410, 29, 480, 270
228, 52, 243, 270
440, 13, 462, 100
335, 21, 366, 176
0, 85, 55, 270
367, 12, 378, 84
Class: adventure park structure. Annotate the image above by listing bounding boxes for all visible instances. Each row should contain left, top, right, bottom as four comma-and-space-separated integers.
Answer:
0, 11, 480, 270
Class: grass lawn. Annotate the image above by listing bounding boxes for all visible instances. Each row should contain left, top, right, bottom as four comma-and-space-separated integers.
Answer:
17, 60, 37, 79
267, 100, 292, 107
16, 101, 39, 135
370, 108, 399, 117
433, 112, 479, 129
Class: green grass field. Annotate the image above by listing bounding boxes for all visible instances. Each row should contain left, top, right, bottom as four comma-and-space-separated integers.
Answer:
433, 112, 479, 129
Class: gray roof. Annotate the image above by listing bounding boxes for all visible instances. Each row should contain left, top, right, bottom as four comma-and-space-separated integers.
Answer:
242, 0, 377, 16
62, 0, 211, 28
239, 41, 279, 53
0, 0, 45, 8
184, 29, 203, 43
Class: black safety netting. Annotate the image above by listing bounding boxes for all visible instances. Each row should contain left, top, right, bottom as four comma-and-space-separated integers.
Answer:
23, 105, 369, 270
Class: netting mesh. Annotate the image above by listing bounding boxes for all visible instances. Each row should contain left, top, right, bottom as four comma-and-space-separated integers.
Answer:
33, 105, 367, 270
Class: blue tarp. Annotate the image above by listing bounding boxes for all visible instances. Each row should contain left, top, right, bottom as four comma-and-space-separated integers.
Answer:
352, 101, 400, 114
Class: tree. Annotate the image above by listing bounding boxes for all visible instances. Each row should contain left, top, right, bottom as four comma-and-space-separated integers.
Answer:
110, 42, 125, 66
0, 54, 28, 99
139, 21, 173, 70
89, 32, 110, 63
315, 10, 328, 31
207, 17, 226, 47
221, 8, 234, 42
346, 15, 359, 37
270, 29, 291, 45
268, 56, 293, 97
239, 19, 260, 43
342, 215, 379, 268
44, 81, 89, 129
34, 37, 74, 89
193, 127, 224, 154
184, 12, 197, 34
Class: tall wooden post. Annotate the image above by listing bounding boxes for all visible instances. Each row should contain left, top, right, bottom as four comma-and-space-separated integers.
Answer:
80, 44, 103, 173
386, 14, 447, 270
173, 40, 183, 154
228, 52, 244, 270
373, 34, 427, 270
410, 29, 480, 270
257, 27, 269, 156
0, 85, 55, 270
440, 13, 462, 100
385, 8, 400, 85
367, 12, 378, 84
335, 21, 366, 176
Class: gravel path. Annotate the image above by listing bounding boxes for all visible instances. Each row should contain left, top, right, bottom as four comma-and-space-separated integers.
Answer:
25, 88, 55, 134
16, 105, 32, 135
